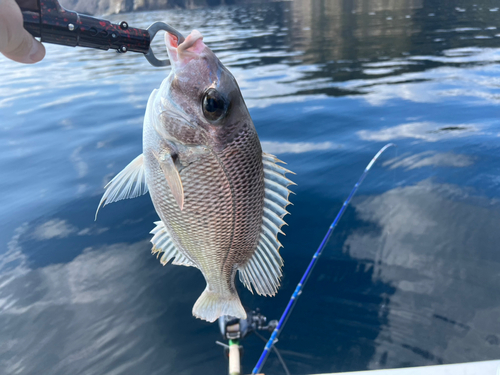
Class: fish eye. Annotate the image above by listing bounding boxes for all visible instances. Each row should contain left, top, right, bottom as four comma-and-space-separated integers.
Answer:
202, 88, 228, 123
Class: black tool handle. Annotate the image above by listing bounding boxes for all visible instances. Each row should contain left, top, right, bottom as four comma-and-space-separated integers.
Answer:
20, 0, 151, 54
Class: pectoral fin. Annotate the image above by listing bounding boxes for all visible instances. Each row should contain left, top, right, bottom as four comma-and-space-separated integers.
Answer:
95, 154, 148, 220
153, 150, 185, 210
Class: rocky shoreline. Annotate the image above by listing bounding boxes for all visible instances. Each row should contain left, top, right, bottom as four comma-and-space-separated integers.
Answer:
59, 0, 266, 15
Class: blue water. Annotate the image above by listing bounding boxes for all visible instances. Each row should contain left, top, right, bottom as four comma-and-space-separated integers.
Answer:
2, 1, 500, 374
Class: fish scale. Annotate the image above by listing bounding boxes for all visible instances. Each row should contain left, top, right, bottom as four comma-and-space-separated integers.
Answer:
217, 125, 264, 273
155, 154, 234, 273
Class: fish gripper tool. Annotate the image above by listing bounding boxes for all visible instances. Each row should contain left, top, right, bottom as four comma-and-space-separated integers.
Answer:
18, 0, 185, 67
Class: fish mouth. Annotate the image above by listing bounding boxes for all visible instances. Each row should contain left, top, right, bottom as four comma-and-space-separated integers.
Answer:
166, 30, 206, 70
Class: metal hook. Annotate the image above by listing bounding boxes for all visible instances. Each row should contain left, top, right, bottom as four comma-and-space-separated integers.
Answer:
145, 22, 185, 67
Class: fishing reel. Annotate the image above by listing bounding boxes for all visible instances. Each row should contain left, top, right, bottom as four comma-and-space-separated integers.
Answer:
216, 309, 277, 360
217, 310, 283, 375
219, 309, 278, 341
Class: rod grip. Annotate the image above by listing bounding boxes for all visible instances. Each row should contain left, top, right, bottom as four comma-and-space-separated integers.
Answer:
22, 10, 41, 38
229, 342, 240, 375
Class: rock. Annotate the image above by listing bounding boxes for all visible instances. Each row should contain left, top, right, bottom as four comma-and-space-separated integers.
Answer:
58, 0, 253, 15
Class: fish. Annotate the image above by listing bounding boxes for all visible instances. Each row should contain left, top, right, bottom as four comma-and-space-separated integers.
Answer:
96, 30, 294, 323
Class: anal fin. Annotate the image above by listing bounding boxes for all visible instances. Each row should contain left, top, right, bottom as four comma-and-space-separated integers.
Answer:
150, 221, 195, 267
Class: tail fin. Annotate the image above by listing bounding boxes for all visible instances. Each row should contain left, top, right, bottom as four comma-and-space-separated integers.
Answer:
192, 288, 246, 323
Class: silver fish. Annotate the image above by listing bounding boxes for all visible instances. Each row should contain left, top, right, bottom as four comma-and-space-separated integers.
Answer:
96, 30, 294, 322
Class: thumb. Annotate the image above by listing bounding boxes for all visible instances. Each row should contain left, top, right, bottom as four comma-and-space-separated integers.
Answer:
2, 29, 46, 63
0, 0, 46, 63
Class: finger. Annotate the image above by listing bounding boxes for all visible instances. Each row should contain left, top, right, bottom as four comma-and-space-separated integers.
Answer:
15, 0, 39, 12
2, 30, 46, 63
0, 0, 46, 63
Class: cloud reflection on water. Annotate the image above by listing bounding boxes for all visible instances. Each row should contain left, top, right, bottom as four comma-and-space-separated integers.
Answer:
344, 180, 500, 368
0, 233, 223, 375
261, 141, 336, 154
33, 219, 77, 240
383, 152, 475, 170
358, 122, 479, 142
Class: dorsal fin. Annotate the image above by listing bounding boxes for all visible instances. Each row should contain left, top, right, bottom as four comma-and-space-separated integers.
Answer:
95, 154, 148, 220
150, 221, 196, 267
239, 152, 295, 296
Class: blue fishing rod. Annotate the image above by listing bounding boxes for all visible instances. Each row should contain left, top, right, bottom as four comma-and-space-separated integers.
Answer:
252, 143, 395, 374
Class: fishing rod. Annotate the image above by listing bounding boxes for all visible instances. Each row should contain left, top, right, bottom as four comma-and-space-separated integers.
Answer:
250, 143, 396, 374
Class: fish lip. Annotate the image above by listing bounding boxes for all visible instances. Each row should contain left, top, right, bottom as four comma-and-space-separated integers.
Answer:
166, 30, 205, 71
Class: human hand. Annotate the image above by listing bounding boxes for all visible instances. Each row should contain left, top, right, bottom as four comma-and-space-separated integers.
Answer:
0, 0, 45, 63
